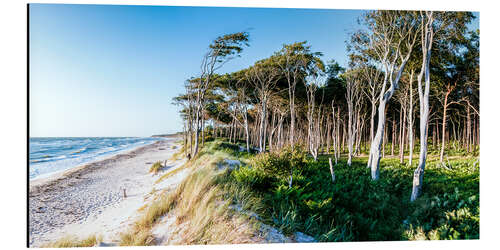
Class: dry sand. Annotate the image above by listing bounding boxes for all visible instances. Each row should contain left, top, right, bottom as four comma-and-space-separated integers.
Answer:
28, 137, 188, 247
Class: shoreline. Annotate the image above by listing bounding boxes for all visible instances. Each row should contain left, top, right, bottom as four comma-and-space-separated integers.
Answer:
29, 138, 168, 187
29, 135, 187, 247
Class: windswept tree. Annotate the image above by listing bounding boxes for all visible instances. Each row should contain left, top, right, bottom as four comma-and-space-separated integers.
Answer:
172, 79, 197, 156
191, 32, 250, 157
247, 58, 281, 153
274, 42, 323, 147
355, 10, 420, 180
217, 72, 253, 152
404, 58, 420, 167
394, 73, 411, 164
432, 32, 476, 163
361, 65, 383, 146
266, 95, 289, 151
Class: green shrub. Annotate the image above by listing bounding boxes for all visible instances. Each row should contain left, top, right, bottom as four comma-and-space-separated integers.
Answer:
404, 187, 479, 240
251, 146, 307, 181
231, 166, 275, 192
213, 140, 479, 242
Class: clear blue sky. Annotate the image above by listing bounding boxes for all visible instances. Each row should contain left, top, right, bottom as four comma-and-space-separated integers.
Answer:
29, 4, 478, 137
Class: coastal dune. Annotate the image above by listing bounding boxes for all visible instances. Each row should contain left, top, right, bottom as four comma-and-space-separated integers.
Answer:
29, 137, 187, 247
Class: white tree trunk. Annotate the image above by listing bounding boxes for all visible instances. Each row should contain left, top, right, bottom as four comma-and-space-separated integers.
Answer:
411, 11, 434, 202
193, 104, 201, 157
411, 89, 429, 201
408, 70, 415, 166
289, 90, 296, 147
347, 84, 354, 166
244, 111, 250, 153
369, 100, 387, 180
258, 99, 268, 153
329, 158, 336, 183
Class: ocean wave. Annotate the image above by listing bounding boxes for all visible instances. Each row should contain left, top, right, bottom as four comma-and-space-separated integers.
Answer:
71, 147, 88, 155
29, 137, 164, 179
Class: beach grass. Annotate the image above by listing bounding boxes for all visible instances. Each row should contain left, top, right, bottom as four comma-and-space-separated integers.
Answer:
120, 140, 263, 245
119, 230, 155, 246
149, 161, 162, 174
165, 167, 261, 244
169, 144, 186, 162
41, 234, 102, 248
119, 192, 177, 246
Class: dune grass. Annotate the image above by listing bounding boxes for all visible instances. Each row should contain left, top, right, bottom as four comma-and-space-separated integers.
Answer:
169, 144, 186, 162
157, 166, 264, 244
156, 141, 227, 184
155, 164, 188, 184
41, 234, 102, 248
149, 161, 163, 174
119, 193, 177, 246
119, 230, 155, 246
120, 140, 264, 246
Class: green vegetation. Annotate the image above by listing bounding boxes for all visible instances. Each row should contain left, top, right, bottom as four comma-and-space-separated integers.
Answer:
207, 139, 479, 241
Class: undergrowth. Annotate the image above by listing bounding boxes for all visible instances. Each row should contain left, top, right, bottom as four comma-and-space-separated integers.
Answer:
216, 139, 479, 241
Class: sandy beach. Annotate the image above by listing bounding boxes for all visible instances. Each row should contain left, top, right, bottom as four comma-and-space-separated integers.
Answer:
28, 136, 188, 247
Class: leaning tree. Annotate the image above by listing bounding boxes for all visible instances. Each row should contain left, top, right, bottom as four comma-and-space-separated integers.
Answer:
191, 32, 250, 157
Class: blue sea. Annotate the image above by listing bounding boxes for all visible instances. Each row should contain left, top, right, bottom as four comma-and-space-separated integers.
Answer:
29, 137, 165, 180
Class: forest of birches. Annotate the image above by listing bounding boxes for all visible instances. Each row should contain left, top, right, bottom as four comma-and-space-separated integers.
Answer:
172, 10, 479, 240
